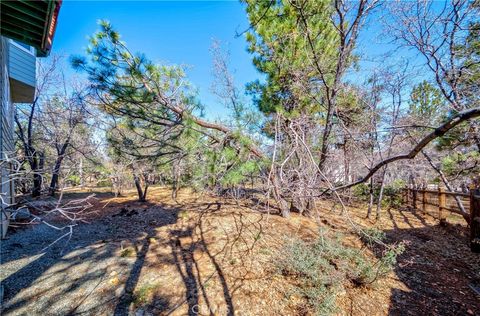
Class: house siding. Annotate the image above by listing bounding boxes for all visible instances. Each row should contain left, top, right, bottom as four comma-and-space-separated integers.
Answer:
8, 43, 36, 87
0, 37, 14, 205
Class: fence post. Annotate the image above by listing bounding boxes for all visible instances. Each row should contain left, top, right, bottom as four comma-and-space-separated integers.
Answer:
422, 187, 427, 214
469, 186, 480, 253
438, 187, 446, 226
412, 187, 417, 210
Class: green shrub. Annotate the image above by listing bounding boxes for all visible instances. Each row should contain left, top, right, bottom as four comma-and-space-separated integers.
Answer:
359, 227, 386, 247
352, 183, 370, 199
120, 247, 136, 257
66, 175, 81, 186
352, 179, 406, 208
133, 283, 160, 305
275, 230, 404, 315
97, 179, 113, 187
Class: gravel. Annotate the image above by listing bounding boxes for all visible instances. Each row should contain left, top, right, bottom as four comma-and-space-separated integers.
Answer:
0, 205, 178, 316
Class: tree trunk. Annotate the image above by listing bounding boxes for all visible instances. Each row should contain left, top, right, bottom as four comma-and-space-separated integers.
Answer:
133, 174, 146, 202
79, 158, 84, 188
31, 152, 44, 197
376, 180, 386, 220
375, 167, 388, 219
143, 184, 149, 201
271, 171, 290, 217
290, 198, 305, 215
305, 196, 315, 216
367, 177, 374, 218
171, 165, 179, 200
49, 173, 60, 197
50, 142, 69, 196
32, 173, 42, 197
343, 139, 350, 184
318, 114, 334, 172
49, 157, 64, 196
278, 197, 290, 217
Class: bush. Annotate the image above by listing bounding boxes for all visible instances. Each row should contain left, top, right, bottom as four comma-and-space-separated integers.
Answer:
352, 179, 406, 208
275, 230, 404, 315
352, 183, 370, 199
359, 227, 386, 247
133, 283, 160, 306
383, 179, 406, 207
66, 175, 81, 186
97, 179, 113, 187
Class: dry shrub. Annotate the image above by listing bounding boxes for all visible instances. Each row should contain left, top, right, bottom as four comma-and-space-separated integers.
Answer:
275, 229, 404, 315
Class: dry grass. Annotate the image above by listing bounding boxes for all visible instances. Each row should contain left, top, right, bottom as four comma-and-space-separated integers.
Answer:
85, 186, 478, 315
3, 186, 479, 315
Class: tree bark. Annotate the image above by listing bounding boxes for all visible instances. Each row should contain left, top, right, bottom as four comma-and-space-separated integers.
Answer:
32, 173, 42, 197
133, 174, 147, 202
49, 143, 68, 196
32, 152, 45, 197
79, 158, 84, 188
270, 169, 290, 217
367, 177, 374, 219
171, 164, 179, 200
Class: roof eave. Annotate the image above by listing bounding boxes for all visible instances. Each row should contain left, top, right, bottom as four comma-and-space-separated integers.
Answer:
0, 0, 62, 57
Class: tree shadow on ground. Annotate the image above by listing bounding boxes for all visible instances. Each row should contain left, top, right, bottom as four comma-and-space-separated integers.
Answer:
15, 188, 118, 204
1, 199, 179, 315
1, 195, 265, 316
160, 202, 251, 316
146, 200, 265, 316
366, 214, 480, 315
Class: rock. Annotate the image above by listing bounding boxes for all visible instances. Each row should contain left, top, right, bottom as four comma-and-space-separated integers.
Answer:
13, 209, 31, 220
135, 308, 145, 316
27, 200, 55, 210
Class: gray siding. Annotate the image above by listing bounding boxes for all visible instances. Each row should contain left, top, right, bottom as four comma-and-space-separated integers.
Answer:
1, 36, 15, 205
9, 43, 35, 87
0, 37, 7, 158
2, 39, 14, 155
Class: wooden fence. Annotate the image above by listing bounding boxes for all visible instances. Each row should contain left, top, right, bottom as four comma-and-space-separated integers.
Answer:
402, 187, 480, 252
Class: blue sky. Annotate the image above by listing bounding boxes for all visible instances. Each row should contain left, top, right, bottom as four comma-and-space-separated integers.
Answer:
53, 1, 258, 120
51, 1, 427, 120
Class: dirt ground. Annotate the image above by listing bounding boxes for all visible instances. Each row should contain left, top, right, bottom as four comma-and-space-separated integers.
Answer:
1, 186, 479, 315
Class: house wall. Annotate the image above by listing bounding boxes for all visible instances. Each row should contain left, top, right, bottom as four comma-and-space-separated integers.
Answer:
8, 41, 36, 103
0, 36, 14, 204
9, 43, 36, 88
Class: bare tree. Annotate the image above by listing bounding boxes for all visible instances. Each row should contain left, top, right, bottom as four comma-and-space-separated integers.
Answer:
15, 57, 60, 197
37, 82, 90, 196
387, 0, 480, 143
294, 0, 381, 171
